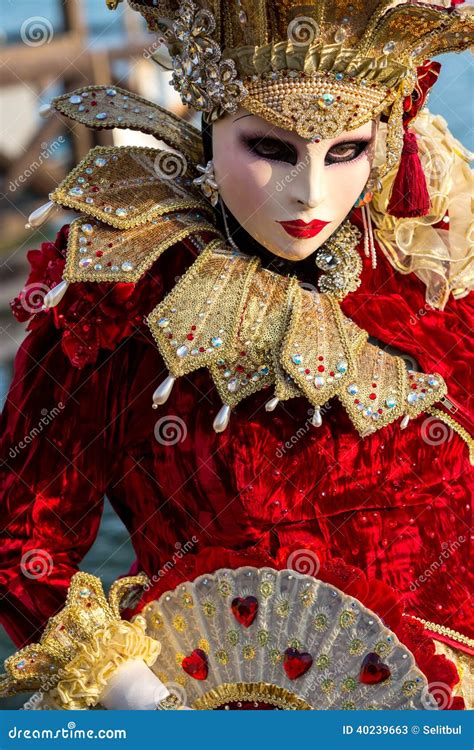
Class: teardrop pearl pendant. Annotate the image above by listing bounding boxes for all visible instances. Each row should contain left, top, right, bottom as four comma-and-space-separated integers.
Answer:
152, 375, 176, 408
42, 280, 69, 309
25, 200, 57, 229
213, 404, 231, 433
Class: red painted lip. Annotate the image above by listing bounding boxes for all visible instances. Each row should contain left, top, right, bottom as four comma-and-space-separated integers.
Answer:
277, 218, 330, 239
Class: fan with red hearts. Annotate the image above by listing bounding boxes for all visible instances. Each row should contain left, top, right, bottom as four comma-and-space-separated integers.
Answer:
139, 567, 438, 710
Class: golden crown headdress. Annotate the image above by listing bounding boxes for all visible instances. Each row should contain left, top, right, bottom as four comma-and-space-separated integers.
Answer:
107, 0, 473, 189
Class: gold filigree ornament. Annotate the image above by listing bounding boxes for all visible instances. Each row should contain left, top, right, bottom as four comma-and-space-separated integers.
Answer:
0, 572, 162, 709
112, 0, 474, 187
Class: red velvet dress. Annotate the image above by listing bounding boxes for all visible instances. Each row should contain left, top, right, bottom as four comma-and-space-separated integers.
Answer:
1, 216, 472, 663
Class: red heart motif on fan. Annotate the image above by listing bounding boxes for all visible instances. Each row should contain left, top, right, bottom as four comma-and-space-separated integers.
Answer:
231, 596, 259, 627
359, 652, 391, 684
283, 647, 313, 680
181, 648, 209, 680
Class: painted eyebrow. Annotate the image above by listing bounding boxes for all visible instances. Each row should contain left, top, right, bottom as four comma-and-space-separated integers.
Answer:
233, 113, 256, 123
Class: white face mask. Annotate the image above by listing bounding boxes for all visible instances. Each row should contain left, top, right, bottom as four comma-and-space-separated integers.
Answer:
212, 109, 378, 261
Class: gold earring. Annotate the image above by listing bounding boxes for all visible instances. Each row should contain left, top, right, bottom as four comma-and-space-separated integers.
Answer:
193, 160, 219, 206
314, 218, 363, 300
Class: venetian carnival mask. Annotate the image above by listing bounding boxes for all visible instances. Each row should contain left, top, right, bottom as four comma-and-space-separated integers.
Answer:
212, 110, 379, 260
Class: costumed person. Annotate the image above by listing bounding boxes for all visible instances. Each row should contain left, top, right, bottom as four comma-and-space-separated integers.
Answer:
0, 0, 473, 711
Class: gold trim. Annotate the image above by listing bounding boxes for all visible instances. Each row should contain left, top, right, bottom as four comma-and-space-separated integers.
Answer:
433, 641, 473, 710
427, 407, 474, 466
64, 215, 218, 284
51, 84, 204, 168
407, 615, 474, 650
0, 572, 150, 698
191, 681, 312, 710
50, 145, 207, 231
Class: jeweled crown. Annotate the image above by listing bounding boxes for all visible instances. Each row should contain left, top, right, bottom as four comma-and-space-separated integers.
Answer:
107, 1, 473, 180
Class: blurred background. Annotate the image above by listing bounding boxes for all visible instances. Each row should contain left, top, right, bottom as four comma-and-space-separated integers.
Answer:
0, 0, 472, 708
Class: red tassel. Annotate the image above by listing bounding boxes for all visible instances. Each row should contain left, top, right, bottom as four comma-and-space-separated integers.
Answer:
387, 127, 431, 218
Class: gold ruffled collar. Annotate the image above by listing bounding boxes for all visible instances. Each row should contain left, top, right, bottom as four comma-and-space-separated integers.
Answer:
146, 237, 446, 435
35, 83, 447, 438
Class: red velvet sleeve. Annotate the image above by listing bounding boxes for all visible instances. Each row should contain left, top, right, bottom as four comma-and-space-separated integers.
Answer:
0, 314, 109, 648
0, 224, 195, 649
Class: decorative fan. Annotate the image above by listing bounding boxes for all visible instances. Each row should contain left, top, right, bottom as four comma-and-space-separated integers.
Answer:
140, 567, 438, 710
